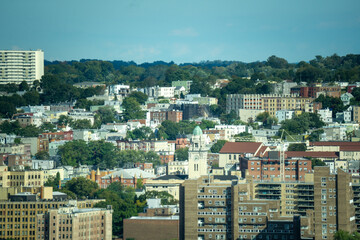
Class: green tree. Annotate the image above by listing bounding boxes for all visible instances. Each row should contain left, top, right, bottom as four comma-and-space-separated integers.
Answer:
96, 106, 118, 124
44, 172, 60, 190
0, 101, 16, 118
57, 115, 73, 126
23, 91, 40, 105
127, 91, 148, 104
35, 151, 50, 160
141, 191, 178, 205
311, 158, 326, 169
210, 140, 228, 153
17, 125, 41, 137
287, 143, 307, 151
40, 122, 57, 132
122, 97, 145, 121
93, 182, 138, 237
126, 126, 154, 140
333, 230, 360, 240
256, 112, 278, 128
64, 177, 98, 199
18, 81, 30, 91
70, 119, 93, 129
58, 140, 90, 167
175, 147, 189, 161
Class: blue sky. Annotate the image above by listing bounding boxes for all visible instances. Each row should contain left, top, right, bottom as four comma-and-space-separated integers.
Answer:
1, 0, 359, 63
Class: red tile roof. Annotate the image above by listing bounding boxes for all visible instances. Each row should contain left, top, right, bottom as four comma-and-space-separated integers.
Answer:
310, 142, 360, 151
285, 151, 339, 158
254, 146, 269, 157
219, 142, 262, 154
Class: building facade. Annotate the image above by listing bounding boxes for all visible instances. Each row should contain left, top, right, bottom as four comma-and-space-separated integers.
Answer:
0, 50, 44, 85
36, 206, 112, 240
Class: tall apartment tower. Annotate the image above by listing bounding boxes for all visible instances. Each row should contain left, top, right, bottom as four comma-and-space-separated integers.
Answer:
0, 50, 44, 85
188, 126, 208, 179
314, 166, 356, 240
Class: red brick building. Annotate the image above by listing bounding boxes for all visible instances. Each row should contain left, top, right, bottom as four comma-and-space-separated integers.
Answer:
149, 110, 183, 124
246, 152, 312, 182
291, 86, 341, 98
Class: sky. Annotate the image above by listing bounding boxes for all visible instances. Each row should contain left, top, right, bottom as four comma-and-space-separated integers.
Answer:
1, 0, 360, 64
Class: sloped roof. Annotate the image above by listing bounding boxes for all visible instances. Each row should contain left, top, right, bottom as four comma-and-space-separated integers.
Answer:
219, 142, 262, 154
102, 168, 156, 179
310, 142, 360, 151
285, 151, 339, 158
254, 146, 269, 157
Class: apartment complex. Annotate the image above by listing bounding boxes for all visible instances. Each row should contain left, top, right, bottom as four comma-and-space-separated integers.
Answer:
0, 197, 102, 240
0, 50, 44, 85
226, 94, 314, 116
0, 168, 45, 188
36, 206, 112, 240
180, 167, 356, 240
180, 175, 302, 240
290, 85, 341, 98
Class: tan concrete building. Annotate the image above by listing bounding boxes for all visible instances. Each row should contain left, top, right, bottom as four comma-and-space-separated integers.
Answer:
123, 216, 179, 240
36, 205, 112, 240
0, 167, 45, 188
314, 166, 356, 240
226, 93, 313, 116
180, 167, 357, 240
0, 197, 102, 240
145, 175, 186, 201
180, 175, 302, 240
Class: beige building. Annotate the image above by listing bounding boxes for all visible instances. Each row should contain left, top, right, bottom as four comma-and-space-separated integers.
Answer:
0, 167, 45, 188
314, 167, 356, 239
353, 105, 360, 123
180, 166, 356, 240
0, 193, 102, 240
145, 175, 186, 201
0, 50, 44, 85
180, 175, 302, 240
167, 160, 188, 175
226, 93, 313, 116
37, 205, 112, 240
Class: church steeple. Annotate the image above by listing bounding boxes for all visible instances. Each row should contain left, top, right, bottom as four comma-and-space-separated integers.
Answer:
188, 126, 208, 179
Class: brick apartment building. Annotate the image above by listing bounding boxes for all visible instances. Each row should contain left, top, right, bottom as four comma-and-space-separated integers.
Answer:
180, 167, 356, 240
37, 206, 112, 240
291, 85, 341, 98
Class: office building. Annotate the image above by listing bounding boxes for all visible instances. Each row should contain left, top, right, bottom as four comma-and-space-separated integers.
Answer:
36, 205, 112, 240
0, 50, 44, 85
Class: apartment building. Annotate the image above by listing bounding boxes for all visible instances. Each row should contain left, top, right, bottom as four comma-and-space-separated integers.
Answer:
0, 50, 44, 85
180, 166, 356, 239
313, 167, 356, 239
226, 94, 313, 116
180, 175, 302, 240
116, 140, 175, 153
0, 168, 45, 188
353, 106, 360, 123
36, 206, 112, 240
0, 196, 102, 240
246, 155, 312, 182
291, 85, 341, 98
149, 110, 183, 124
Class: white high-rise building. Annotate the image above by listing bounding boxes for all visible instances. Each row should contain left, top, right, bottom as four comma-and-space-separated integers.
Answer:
188, 126, 208, 179
0, 50, 44, 85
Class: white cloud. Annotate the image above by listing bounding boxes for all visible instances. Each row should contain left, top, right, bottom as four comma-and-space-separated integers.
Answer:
170, 27, 199, 37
